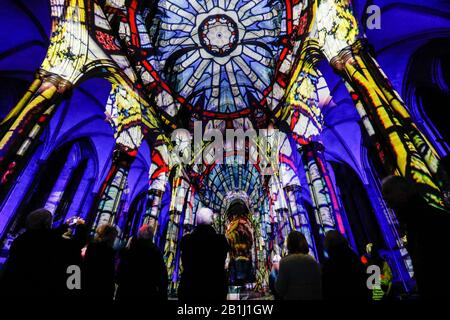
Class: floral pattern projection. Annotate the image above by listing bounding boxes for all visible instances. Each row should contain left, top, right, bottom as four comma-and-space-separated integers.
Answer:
1, 0, 448, 292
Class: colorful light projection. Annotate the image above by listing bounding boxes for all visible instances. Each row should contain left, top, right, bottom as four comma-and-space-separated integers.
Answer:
331, 40, 449, 210
1, 0, 449, 293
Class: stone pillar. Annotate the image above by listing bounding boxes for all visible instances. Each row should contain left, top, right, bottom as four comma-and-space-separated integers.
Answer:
91, 147, 136, 230
182, 184, 196, 234
163, 168, 189, 293
285, 184, 317, 258
331, 39, 450, 210
0, 76, 42, 136
275, 208, 291, 255
300, 142, 346, 236
268, 172, 296, 257
0, 70, 72, 199
141, 143, 170, 240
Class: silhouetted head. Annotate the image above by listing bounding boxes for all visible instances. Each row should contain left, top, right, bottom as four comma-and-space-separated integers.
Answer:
138, 224, 154, 241
287, 231, 309, 255
227, 200, 249, 218
95, 224, 119, 247
381, 175, 418, 211
26, 208, 52, 231
196, 207, 214, 226
324, 230, 349, 257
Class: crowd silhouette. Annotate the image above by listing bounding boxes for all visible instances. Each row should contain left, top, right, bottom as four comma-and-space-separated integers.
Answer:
0, 176, 449, 300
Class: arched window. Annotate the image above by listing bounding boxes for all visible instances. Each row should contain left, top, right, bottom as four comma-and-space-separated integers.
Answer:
8, 138, 98, 234
122, 190, 148, 242
405, 38, 450, 157
329, 161, 385, 256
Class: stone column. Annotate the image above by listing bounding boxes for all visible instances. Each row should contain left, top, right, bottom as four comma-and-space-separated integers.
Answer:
163, 167, 190, 294
331, 39, 450, 210
285, 184, 317, 258
141, 143, 170, 240
91, 147, 136, 230
0, 70, 72, 199
300, 142, 346, 236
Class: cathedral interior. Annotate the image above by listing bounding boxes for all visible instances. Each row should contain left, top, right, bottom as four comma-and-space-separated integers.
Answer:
0, 0, 449, 296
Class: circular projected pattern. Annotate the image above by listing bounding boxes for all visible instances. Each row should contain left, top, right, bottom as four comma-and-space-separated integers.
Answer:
198, 14, 239, 57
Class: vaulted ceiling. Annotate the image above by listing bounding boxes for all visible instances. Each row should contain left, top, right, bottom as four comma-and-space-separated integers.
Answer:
1, 0, 449, 203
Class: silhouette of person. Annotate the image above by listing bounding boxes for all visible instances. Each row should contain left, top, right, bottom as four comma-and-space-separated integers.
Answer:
178, 207, 230, 302
382, 175, 450, 299
0, 209, 57, 296
275, 231, 322, 300
116, 224, 168, 300
321, 230, 369, 300
82, 224, 119, 299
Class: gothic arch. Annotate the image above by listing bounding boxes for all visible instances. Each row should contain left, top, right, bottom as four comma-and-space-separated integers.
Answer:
329, 160, 385, 255
404, 37, 450, 157
121, 189, 148, 242
5, 137, 98, 235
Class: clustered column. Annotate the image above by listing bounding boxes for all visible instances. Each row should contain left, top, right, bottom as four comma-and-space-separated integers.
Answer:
331, 39, 450, 210
141, 142, 170, 242
164, 166, 190, 293
0, 70, 72, 200
300, 142, 346, 238
285, 184, 317, 258
91, 147, 136, 231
